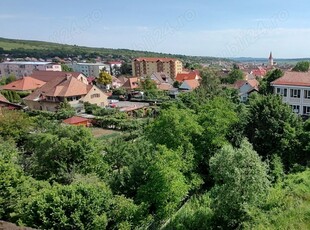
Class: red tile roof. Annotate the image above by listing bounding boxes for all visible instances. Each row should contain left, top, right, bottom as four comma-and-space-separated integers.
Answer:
24, 76, 90, 101
134, 57, 177, 62
176, 71, 200, 82
2, 77, 46, 91
251, 68, 267, 77
122, 77, 139, 89
272, 71, 310, 87
30, 71, 83, 82
63, 116, 89, 125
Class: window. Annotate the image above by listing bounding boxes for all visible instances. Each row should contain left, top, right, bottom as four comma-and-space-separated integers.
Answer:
303, 106, 310, 115
91, 93, 100, 99
304, 90, 310, 99
290, 89, 300, 98
276, 88, 287, 97
292, 105, 300, 113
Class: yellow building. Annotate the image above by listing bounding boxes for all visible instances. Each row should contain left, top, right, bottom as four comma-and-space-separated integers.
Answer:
132, 57, 183, 80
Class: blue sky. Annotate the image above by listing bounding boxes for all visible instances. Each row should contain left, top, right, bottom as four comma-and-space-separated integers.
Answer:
1, 0, 310, 58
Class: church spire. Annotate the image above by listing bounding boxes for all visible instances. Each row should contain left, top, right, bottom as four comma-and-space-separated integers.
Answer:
269, 51, 274, 66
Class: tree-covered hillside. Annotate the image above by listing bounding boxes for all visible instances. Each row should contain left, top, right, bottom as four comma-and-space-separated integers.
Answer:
0, 37, 229, 64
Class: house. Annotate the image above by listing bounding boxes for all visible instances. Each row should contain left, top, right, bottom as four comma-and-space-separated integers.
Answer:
251, 67, 267, 78
234, 79, 259, 102
24, 75, 108, 112
175, 71, 201, 83
0, 93, 23, 110
149, 72, 173, 84
1, 76, 46, 92
30, 71, 89, 85
179, 79, 200, 91
0, 61, 61, 78
132, 57, 183, 79
271, 71, 310, 116
111, 76, 122, 89
63, 116, 91, 127
122, 77, 139, 90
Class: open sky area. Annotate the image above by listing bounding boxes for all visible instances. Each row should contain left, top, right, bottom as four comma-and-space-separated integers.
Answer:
1, 0, 310, 58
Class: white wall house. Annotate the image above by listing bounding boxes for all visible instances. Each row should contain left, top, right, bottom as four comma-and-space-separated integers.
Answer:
0, 61, 62, 78
271, 71, 310, 116
69, 62, 110, 77
234, 79, 259, 102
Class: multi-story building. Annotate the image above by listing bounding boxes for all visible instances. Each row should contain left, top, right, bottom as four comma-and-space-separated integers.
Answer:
0, 61, 62, 78
132, 57, 183, 79
68, 62, 110, 77
271, 71, 310, 116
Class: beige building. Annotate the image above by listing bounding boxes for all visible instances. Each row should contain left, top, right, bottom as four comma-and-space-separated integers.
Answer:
24, 75, 108, 113
132, 57, 183, 79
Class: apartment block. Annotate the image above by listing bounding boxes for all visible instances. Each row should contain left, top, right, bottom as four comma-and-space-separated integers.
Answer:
132, 57, 183, 79
271, 71, 310, 116
69, 62, 110, 77
0, 61, 62, 78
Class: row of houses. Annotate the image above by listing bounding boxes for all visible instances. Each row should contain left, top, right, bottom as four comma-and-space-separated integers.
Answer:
0, 61, 123, 78
0, 71, 108, 112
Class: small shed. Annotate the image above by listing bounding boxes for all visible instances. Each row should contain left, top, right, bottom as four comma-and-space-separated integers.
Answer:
63, 116, 91, 127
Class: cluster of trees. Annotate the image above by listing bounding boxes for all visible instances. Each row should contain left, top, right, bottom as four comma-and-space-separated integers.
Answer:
0, 68, 309, 229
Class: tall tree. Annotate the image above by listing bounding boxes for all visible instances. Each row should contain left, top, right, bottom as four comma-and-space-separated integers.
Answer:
137, 146, 190, 220
61, 64, 73, 72
259, 68, 284, 95
210, 140, 270, 228
245, 94, 303, 168
292, 61, 310, 72
98, 69, 113, 86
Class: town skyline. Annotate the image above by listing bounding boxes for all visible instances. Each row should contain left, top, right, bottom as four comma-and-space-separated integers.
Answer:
1, 0, 310, 58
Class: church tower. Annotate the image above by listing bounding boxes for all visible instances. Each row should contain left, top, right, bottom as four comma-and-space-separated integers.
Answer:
269, 52, 274, 67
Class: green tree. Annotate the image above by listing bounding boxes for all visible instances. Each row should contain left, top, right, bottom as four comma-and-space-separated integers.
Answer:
209, 140, 270, 228
137, 146, 190, 220
259, 68, 284, 95
245, 94, 303, 168
24, 125, 107, 184
61, 64, 73, 72
98, 69, 113, 86
0, 109, 33, 142
224, 68, 244, 84
195, 97, 239, 183
140, 77, 157, 91
19, 176, 112, 230
56, 99, 75, 119
292, 61, 310, 72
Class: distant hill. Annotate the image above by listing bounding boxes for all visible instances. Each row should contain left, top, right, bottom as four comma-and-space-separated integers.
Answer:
0, 37, 229, 64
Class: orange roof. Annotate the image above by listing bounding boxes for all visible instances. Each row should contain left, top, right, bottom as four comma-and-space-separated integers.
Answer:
176, 72, 200, 82
272, 71, 310, 87
134, 57, 177, 62
180, 79, 200, 90
63, 116, 89, 124
30, 71, 83, 82
2, 77, 46, 91
157, 83, 173, 91
122, 77, 139, 89
24, 76, 90, 101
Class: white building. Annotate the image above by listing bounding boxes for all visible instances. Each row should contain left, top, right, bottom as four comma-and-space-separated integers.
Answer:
271, 71, 310, 116
69, 62, 110, 77
234, 79, 259, 102
0, 61, 62, 78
